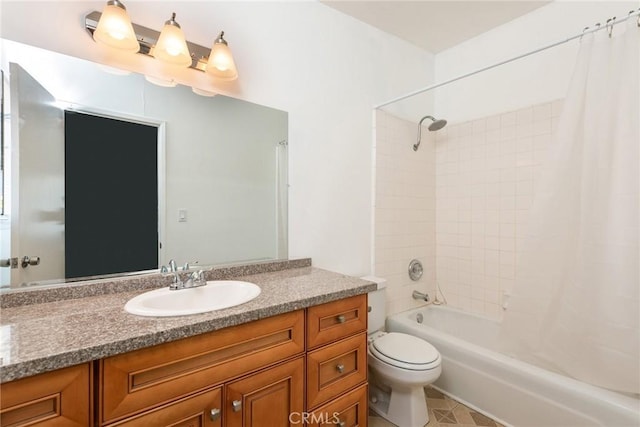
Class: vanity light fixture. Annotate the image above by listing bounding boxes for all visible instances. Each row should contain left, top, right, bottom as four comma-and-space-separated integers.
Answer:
92, 0, 139, 52
153, 13, 192, 68
206, 32, 238, 81
86, 1, 239, 81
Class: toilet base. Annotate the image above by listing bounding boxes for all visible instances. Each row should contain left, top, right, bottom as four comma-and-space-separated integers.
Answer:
369, 382, 429, 427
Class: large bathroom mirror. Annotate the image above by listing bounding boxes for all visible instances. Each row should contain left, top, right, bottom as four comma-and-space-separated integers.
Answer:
0, 39, 288, 289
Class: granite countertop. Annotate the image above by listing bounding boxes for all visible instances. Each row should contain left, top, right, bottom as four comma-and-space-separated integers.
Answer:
0, 265, 376, 383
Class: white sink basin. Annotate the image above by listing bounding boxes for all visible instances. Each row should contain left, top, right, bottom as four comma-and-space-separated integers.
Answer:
124, 281, 261, 317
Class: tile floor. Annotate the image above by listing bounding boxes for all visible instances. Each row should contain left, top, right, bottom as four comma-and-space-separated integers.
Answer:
369, 386, 505, 427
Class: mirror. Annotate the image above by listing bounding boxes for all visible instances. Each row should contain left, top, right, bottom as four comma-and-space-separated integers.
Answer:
0, 39, 288, 289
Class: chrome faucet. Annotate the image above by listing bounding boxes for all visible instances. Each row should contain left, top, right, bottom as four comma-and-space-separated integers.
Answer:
412, 290, 430, 302
169, 270, 206, 290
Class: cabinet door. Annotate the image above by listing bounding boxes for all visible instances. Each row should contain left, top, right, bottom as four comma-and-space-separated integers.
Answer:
225, 357, 304, 427
108, 387, 222, 427
0, 363, 91, 427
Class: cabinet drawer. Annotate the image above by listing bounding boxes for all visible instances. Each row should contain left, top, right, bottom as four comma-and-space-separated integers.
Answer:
0, 363, 91, 427
307, 384, 368, 427
109, 387, 222, 427
100, 310, 304, 424
307, 332, 367, 410
307, 294, 367, 350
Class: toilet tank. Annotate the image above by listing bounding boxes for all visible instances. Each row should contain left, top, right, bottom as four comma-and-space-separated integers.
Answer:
361, 277, 387, 334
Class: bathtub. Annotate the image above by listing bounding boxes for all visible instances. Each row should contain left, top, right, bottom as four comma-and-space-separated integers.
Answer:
386, 305, 640, 427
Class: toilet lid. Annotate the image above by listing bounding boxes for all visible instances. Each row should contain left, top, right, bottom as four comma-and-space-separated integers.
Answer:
370, 332, 440, 370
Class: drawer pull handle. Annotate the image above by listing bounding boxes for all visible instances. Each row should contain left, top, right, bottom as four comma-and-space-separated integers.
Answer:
232, 400, 242, 412
336, 315, 346, 324
210, 408, 221, 421
336, 363, 345, 374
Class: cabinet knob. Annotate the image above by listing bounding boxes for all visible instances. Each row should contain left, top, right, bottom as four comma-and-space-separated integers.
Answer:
336, 315, 346, 324
336, 421, 346, 427
232, 399, 242, 412
336, 363, 345, 374
209, 408, 221, 421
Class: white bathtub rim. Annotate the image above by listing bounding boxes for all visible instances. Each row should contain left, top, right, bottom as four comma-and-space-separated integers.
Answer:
387, 305, 640, 420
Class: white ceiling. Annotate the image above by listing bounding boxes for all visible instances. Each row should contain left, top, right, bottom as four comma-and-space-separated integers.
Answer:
321, 1, 551, 53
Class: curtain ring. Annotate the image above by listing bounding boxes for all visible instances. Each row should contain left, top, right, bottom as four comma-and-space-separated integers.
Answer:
606, 17, 616, 37
629, 10, 639, 27
580, 26, 589, 41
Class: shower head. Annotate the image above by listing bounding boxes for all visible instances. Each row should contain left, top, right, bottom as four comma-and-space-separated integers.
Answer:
414, 115, 447, 151
428, 118, 447, 131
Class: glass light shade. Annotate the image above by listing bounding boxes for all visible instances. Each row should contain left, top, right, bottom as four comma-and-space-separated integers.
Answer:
93, 2, 139, 52
145, 75, 177, 87
206, 42, 238, 81
192, 87, 218, 97
154, 22, 192, 67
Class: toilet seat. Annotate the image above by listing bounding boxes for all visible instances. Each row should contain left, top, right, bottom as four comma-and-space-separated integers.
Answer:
369, 332, 440, 371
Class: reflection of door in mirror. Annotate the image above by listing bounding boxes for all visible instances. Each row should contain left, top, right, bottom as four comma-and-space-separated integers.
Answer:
64, 111, 159, 279
4, 63, 64, 285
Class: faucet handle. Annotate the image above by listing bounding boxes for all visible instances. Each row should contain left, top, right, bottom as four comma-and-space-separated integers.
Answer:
190, 270, 205, 285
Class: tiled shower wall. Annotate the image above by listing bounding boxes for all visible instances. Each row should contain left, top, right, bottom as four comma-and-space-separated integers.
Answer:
374, 101, 562, 319
374, 110, 436, 316
434, 100, 563, 320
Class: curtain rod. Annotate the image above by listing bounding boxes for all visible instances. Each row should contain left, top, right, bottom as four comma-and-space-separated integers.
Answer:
375, 8, 640, 109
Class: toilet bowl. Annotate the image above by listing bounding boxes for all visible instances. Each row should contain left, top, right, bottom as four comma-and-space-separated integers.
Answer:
363, 277, 442, 427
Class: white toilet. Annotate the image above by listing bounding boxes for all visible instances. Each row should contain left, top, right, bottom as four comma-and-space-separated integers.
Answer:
366, 278, 442, 427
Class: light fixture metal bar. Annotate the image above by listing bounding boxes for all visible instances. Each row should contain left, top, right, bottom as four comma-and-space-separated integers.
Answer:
85, 11, 210, 71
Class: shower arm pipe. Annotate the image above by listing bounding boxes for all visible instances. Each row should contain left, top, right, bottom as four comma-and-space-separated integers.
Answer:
375, 8, 640, 109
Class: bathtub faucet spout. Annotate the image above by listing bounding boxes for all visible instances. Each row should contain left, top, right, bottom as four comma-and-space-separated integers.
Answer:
412, 290, 430, 302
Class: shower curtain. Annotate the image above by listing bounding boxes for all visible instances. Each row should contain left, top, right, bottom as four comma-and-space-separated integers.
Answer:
501, 19, 639, 394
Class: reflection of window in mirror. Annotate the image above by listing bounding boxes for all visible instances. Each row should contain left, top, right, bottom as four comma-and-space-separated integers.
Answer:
1, 69, 6, 217
1, 69, 10, 287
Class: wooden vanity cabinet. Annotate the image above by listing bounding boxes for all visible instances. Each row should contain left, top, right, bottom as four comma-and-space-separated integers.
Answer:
305, 294, 368, 426
0, 293, 369, 427
0, 363, 92, 427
